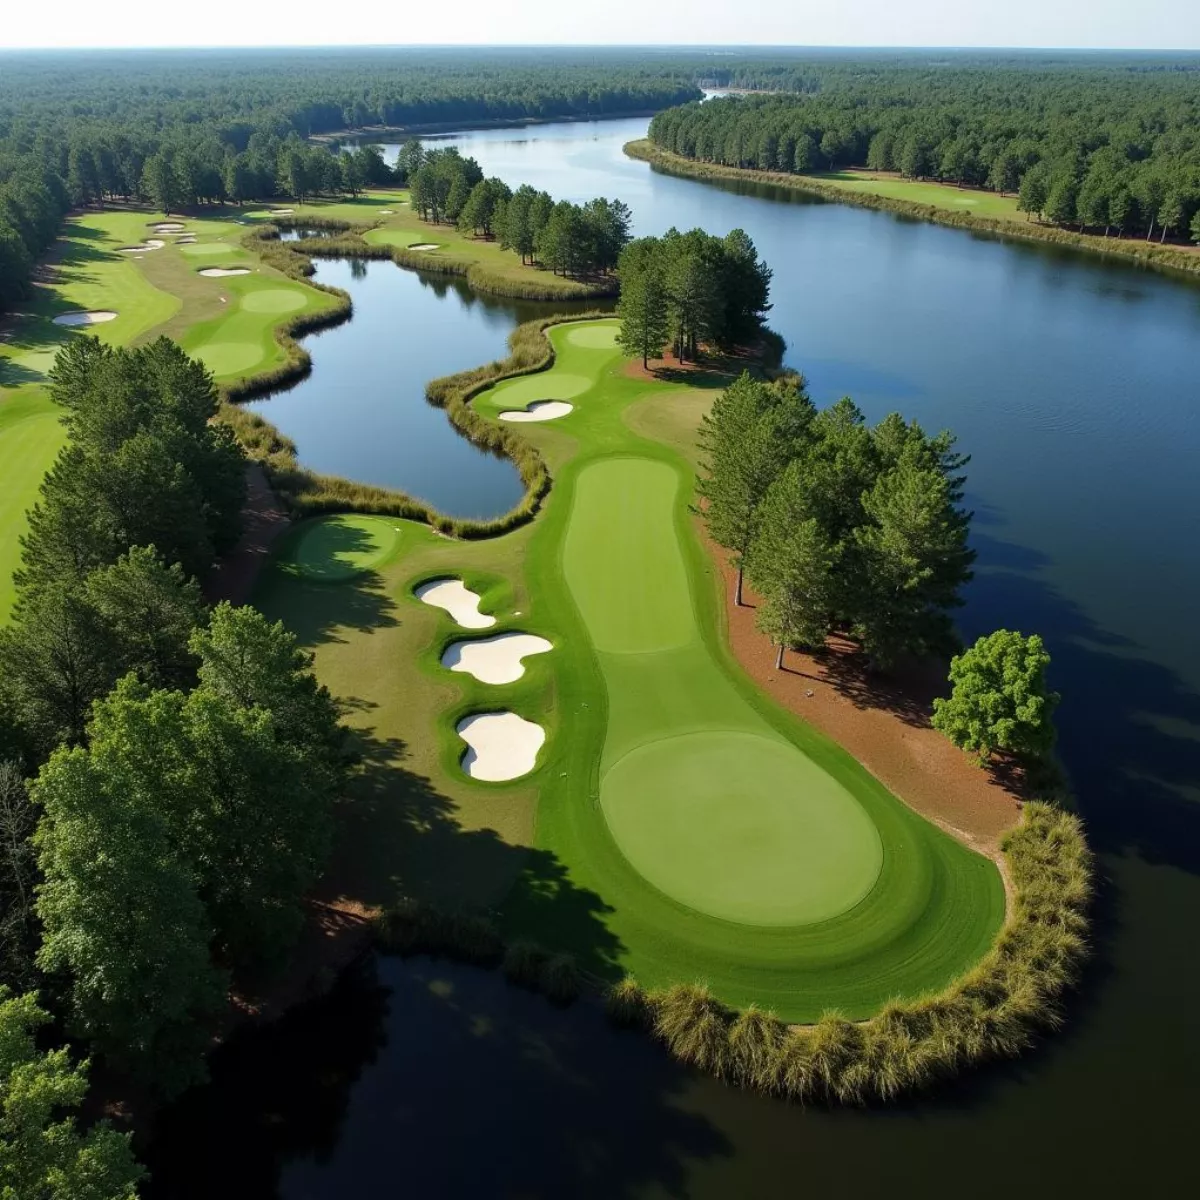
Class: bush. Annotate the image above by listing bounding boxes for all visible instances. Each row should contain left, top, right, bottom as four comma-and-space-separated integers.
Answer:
501, 938, 551, 989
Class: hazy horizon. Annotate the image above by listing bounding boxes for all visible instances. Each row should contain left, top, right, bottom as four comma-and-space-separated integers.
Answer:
4, 0, 1199, 52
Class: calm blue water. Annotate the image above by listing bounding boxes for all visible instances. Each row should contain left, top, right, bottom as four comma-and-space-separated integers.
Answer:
149, 117, 1200, 1197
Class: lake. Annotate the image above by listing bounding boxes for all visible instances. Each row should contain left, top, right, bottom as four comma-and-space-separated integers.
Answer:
147, 116, 1200, 1196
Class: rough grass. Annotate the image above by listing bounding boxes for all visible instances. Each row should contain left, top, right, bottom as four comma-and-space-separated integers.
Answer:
626, 140, 1200, 277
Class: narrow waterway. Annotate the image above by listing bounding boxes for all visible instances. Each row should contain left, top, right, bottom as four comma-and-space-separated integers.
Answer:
243, 260, 593, 517
146, 116, 1200, 1196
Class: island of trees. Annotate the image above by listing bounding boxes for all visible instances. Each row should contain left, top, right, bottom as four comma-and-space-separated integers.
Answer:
404, 143, 633, 278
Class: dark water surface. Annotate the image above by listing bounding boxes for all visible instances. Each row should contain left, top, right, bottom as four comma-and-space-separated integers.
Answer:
148, 119, 1200, 1196
243, 261, 591, 518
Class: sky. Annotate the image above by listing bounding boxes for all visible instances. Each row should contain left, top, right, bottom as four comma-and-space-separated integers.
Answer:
1, 0, 1199, 51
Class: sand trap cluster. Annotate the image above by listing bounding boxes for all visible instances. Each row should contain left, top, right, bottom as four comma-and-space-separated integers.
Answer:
456, 712, 546, 781
442, 633, 552, 685
499, 401, 574, 423
408, 242, 439, 251
52, 310, 118, 327
198, 267, 251, 277
415, 578, 496, 629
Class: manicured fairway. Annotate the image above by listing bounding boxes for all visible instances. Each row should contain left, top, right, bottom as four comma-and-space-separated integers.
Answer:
0, 205, 341, 616
811, 170, 1023, 220
565, 456, 881, 926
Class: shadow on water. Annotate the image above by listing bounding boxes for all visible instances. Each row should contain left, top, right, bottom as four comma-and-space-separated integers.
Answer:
141, 953, 731, 1200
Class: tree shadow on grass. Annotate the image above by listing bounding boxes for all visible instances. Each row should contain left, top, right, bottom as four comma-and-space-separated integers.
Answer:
326, 720, 624, 983
142, 953, 730, 1200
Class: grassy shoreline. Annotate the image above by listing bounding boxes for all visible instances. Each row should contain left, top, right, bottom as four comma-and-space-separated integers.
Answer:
624, 139, 1200, 278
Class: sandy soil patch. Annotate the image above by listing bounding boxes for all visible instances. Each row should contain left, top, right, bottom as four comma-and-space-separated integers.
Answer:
499, 401, 574, 422
198, 267, 251, 277
415, 578, 496, 629
442, 632, 552, 684
704, 525, 1022, 854
52, 310, 118, 327
408, 242, 439, 251
457, 712, 546, 781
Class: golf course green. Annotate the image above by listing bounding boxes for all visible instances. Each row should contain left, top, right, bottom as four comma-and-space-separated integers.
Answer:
255, 317, 1007, 1022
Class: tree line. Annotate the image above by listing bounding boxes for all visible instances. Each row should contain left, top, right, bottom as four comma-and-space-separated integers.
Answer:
0, 338, 351, 1194
650, 62, 1200, 243
701, 371, 1061, 759
407, 144, 634, 277
617, 227, 773, 366
699, 374, 974, 668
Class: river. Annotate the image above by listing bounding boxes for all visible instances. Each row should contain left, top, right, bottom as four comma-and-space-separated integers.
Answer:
145, 117, 1199, 1196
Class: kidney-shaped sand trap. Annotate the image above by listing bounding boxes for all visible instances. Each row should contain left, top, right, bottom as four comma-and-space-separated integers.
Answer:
408, 242, 440, 251
52, 310, 118, 327
415, 578, 496, 629
198, 267, 251, 277
499, 401, 573, 423
457, 712, 546, 781
442, 632, 552, 685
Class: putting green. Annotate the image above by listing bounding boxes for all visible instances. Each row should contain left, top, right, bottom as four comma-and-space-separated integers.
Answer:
487, 372, 593, 408
564, 322, 620, 349
566, 456, 882, 926
241, 289, 309, 315
602, 731, 881, 924
288, 514, 404, 581
180, 242, 236, 257
193, 342, 265, 377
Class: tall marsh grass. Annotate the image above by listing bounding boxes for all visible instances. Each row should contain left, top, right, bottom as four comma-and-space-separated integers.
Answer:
611, 801, 1092, 1104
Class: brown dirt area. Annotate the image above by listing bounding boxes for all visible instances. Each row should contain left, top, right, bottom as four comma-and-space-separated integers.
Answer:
204, 462, 291, 606
702, 523, 1022, 856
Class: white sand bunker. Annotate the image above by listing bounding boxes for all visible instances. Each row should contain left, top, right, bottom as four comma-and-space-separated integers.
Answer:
457, 712, 545, 781
442, 632, 552, 685
118, 238, 165, 253
415, 578, 496, 629
199, 267, 251, 277
408, 242, 439, 251
176, 235, 197, 243
153, 222, 186, 232
52, 310, 118, 327
379, 209, 395, 214
499, 401, 573, 423
269, 208, 294, 216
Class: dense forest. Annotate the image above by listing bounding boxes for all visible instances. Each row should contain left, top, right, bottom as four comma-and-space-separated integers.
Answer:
0, 48, 702, 312
650, 59, 1200, 242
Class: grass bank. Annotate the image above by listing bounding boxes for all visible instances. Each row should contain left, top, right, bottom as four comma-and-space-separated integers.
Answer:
625, 140, 1200, 278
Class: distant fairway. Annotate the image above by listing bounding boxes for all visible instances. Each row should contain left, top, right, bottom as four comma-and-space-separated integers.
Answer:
0, 392, 66, 620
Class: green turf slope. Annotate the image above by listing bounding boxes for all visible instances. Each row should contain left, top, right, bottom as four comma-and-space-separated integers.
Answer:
491, 321, 1006, 1020
0, 391, 67, 620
